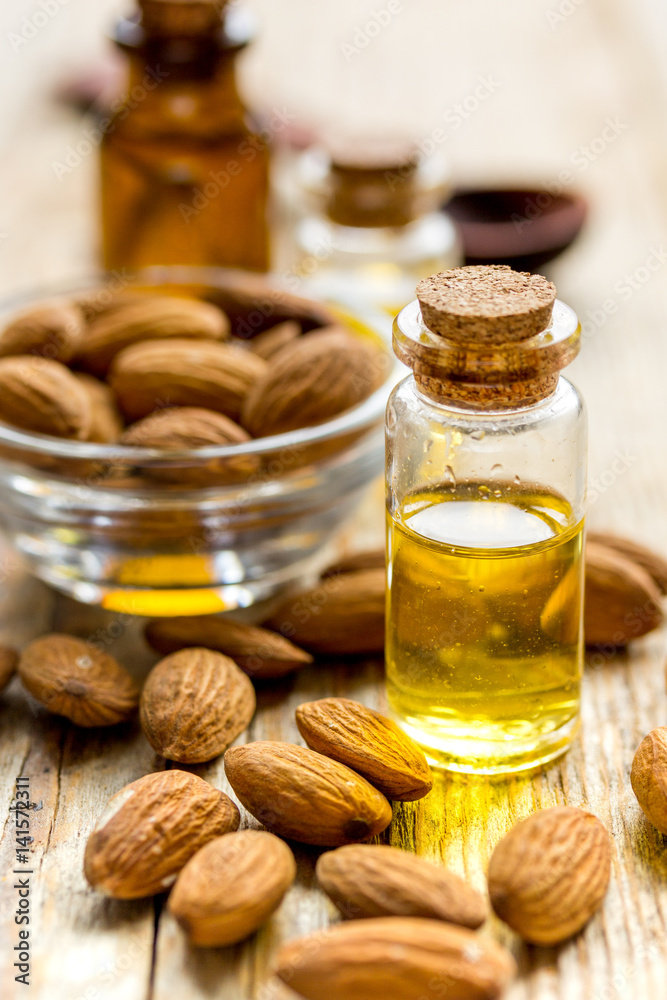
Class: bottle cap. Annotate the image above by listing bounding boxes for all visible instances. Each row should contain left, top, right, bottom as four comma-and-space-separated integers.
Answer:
416, 265, 556, 345
138, 0, 225, 36
394, 265, 580, 409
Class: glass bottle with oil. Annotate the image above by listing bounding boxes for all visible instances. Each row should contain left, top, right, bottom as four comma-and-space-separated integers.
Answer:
100, 0, 269, 272
283, 144, 460, 315
386, 265, 586, 774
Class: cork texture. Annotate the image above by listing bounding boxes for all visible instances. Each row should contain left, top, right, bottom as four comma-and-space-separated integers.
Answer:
414, 372, 560, 409
139, 0, 223, 36
416, 265, 556, 344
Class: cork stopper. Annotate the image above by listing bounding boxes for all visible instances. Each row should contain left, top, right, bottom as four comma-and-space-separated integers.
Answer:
139, 0, 225, 36
327, 147, 418, 229
394, 265, 580, 410
417, 265, 556, 345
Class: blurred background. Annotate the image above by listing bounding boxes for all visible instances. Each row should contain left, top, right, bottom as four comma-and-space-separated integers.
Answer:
1, 0, 667, 537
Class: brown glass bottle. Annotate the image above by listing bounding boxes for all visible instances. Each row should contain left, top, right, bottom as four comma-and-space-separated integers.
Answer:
100, 0, 269, 272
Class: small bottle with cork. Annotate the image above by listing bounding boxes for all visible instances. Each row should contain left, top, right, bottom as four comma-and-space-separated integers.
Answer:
100, 0, 269, 272
289, 143, 460, 314
385, 265, 586, 774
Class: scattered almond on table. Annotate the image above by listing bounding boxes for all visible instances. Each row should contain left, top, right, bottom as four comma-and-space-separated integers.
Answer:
1, 526, 666, 987
487, 806, 611, 945
83, 770, 240, 899
168, 830, 296, 947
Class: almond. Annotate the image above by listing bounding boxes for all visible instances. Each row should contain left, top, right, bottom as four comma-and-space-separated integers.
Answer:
316, 845, 487, 928
248, 320, 301, 360
84, 769, 239, 899
168, 830, 296, 946
0, 300, 84, 362
144, 616, 313, 679
0, 356, 92, 439
241, 327, 387, 437
588, 531, 667, 595
631, 727, 667, 834
120, 406, 250, 449
0, 646, 19, 693
487, 806, 611, 945
109, 338, 267, 423
139, 648, 255, 763
274, 917, 516, 1000
224, 741, 392, 846
203, 270, 335, 333
296, 698, 431, 801
322, 548, 385, 577
77, 296, 230, 375
18, 633, 139, 726
585, 540, 663, 646
120, 407, 259, 484
267, 568, 385, 655
75, 373, 124, 443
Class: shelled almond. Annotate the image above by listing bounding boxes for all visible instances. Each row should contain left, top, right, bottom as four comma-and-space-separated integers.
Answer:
316, 844, 487, 927
0, 288, 387, 451
168, 830, 296, 946
487, 806, 611, 945
84, 770, 240, 899
18, 633, 139, 727
224, 741, 393, 846
139, 647, 256, 763
631, 727, 667, 834
296, 697, 432, 801
144, 616, 313, 679
274, 918, 516, 1000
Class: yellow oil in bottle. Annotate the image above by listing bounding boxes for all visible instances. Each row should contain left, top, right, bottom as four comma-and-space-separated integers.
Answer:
386, 481, 584, 774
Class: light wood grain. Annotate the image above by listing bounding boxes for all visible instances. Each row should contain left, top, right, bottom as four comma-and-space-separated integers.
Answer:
3, 0, 667, 997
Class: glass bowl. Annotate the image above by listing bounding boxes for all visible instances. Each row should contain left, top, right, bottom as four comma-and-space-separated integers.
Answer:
0, 268, 397, 615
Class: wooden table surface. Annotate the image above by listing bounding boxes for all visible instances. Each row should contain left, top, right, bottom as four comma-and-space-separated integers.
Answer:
2, 0, 667, 998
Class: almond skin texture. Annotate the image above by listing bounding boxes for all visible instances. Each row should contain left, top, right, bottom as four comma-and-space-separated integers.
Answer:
18, 634, 139, 727
588, 531, 667, 594
140, 648, 255, 763
0, 646, 19, 693
84, 770, 239, 899
77, 295, 230, 375
0, 356, 92, 439
241, 327, 387, 437
168, 830, 296, 946
249, 320, 301, 360
120, 407, 250, 449
0, 301, 84, 362
267, 568, 385, 655
296, 698, 432, 801
224, 741, 392, 846
316, 845, 487, 928
110, 338, 267, 423
274, 917, 516, 1000
585, 540, 663, 646
487, 806, 611, 945
75, 373, 124, 443
631, 728, 667, 834
144, 616, 313, 679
